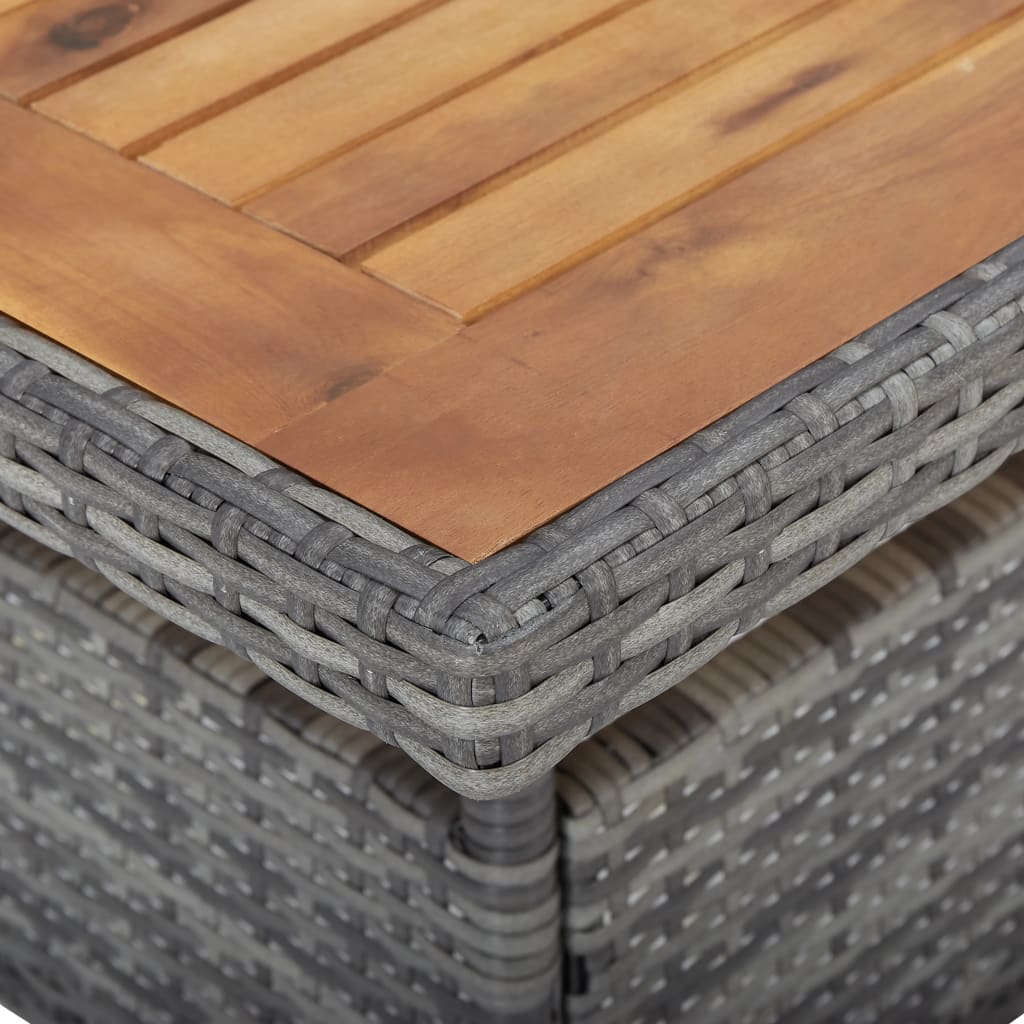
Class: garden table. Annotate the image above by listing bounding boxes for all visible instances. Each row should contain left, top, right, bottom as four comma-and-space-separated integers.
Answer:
2, 1, 1024, 1021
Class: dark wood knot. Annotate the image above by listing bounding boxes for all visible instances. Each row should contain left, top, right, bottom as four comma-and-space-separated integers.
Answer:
49, 3, 140, 51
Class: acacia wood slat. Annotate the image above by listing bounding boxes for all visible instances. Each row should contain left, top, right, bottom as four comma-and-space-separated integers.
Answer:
262, 16, 1024, 560
0, 101, 455, 443
363, 0, 1021, 319
5, 1, 1024, 561
244, 0, 823, 258
32, 0, 439, 152
141, 0, 638, 205
0, 0, 244, 101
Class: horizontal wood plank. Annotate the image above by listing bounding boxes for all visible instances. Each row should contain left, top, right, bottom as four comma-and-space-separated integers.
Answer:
142, 0, 637, 205
262, 16, 1024, 559
0, 0, 244, 101
33, 0, 438, 152
0, 101, 456, 444
363, 0, 1021, 319
245, 0, 823, 257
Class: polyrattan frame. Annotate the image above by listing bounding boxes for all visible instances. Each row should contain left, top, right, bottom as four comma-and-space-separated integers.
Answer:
559, 457, 1024, 1023
4, 453, 1024, 1023
0, 528, 560, 1024
1, 237, 1024, 798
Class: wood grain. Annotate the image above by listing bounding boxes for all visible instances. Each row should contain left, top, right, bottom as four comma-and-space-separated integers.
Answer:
363, 0, 1022, 319
33, 0, 438, 152
142, 0, 636, 205
0, 100, 456, 443
245, 0, 823, 257
0, 0, 244, 101
262, 15, 1024, 560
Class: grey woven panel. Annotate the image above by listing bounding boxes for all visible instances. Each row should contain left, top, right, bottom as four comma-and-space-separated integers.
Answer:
0, 530, 560, 1024
3, 460, 1024, 1022
560, 458, 1024, 1024
2, 237, 1024, 797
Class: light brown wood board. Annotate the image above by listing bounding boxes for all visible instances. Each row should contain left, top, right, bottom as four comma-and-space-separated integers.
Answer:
1, 0, 1022, 560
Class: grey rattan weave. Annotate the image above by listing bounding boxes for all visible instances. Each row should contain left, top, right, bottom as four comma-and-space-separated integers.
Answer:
560, 457, 1024, 1023
0, 237, 1023, 799
0, 530, 559, 1024
3, 458, 1024, 1022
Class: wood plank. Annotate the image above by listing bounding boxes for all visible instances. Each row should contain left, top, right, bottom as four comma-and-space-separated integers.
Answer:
0, 101, 455, 444
245, 0, 824, 258
33, 0, 440, 152
141, 0, 638, 205
363, 0, 1022, 319
0, 0, 246, 102
261, 15, 1024, 561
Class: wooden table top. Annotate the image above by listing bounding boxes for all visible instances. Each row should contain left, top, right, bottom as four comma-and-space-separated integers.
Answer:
2, 0, 1024, 561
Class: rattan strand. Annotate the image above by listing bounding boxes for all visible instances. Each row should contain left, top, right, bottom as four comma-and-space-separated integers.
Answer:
3, 461, 1024, 1022
1, 238, 1023, 796
0, 528, 559, 1023
560, 459, 1024, 1023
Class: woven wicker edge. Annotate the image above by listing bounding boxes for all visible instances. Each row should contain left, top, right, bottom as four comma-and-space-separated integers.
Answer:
1, 235, 1024, 797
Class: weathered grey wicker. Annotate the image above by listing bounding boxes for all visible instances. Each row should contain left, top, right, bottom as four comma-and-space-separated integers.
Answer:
3, 458, 1024, 1023
1, 236, 1024, 1023
0, 529, 559, 1024
0, 238, 1023, 802
560, 458, 1024, 1024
